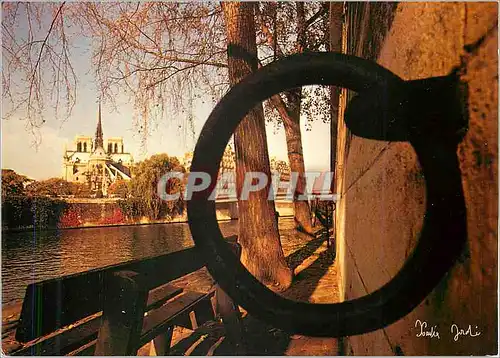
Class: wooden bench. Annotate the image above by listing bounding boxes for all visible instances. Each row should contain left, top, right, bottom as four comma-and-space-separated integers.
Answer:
12, 237, 244, 356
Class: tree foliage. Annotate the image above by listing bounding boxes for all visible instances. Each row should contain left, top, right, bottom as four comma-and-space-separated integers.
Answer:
78, 2, 228, 143
2, 195, 67, 230
2, 2, 78, 136
2, 2, 226, 145
120, 153, 185, 220
2, 2, 331, 138
25, 177, 90, 197
1, 169, 84, 229
2, 169, 28, 197
257, 2, 331, 131
107, 178, 129, 198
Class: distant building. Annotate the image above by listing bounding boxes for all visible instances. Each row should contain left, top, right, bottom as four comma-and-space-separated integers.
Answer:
220, 147, 236, 173
270, 157, 291, 181
181, 146, 237, 173
181, 147, 290, 199
62, 104, 134, 196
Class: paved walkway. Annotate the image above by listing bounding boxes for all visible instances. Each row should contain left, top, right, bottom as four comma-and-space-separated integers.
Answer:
147, 218, 341, 356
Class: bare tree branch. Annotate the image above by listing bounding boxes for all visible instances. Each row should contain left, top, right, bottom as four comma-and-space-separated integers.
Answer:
305, 2, 329, 28
29, 2, 65, 90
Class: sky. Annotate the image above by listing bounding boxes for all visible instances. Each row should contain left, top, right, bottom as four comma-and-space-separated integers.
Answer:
1, 7, 332, 181
2, 97, 332, 180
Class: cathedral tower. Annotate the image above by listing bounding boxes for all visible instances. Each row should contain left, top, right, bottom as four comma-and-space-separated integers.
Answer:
94, 102, 104, 150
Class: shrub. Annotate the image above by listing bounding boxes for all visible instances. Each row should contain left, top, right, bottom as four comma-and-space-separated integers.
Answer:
117, 198, 143, 220
2, 195, 67, 230
99, 208, 126, 225
59, 207, 83, 228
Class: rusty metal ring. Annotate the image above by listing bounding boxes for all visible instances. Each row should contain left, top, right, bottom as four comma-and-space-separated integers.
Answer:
187, 52, 466, 337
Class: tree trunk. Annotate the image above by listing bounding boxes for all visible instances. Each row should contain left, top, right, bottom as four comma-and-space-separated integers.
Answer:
282, 89, 313, 234
282, 2, 313, 234
222, 2, 292, 292
255, 3, 313, 234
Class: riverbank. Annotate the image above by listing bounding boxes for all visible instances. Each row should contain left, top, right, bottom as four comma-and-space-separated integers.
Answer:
1, 215, 234, 234
2, 203, 294, 234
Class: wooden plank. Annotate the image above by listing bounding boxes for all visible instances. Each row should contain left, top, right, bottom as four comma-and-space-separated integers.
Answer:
16, 247, 205, 342
139, 291, 214, 346
12, 284, 183, 355
94, 270, 149, 356
166, 292, 216, 331
147, 284, 183, 311
12, 316, 101, 356
69, 339, 96, 356
70, 291, 213, 355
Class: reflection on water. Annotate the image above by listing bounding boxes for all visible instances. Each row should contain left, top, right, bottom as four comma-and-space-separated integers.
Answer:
2, 221, 239, 304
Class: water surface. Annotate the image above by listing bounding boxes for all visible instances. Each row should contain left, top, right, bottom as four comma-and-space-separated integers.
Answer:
2, 221, 239, 303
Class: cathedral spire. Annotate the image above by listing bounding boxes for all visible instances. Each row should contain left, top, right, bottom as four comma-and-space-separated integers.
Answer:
94, 101, 104, 149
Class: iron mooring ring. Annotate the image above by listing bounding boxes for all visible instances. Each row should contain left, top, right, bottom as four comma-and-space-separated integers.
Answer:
187, 52, 468, 337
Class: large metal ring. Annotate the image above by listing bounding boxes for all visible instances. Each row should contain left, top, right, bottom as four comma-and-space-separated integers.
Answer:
187, 52, 467, 337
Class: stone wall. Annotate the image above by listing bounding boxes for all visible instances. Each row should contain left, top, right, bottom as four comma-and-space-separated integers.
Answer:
334, 3, 497, 355
57, 199, 292, 228
60, 198, 127, 227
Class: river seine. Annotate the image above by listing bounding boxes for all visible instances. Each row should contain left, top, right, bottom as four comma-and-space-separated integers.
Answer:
2, 221, 239, 303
